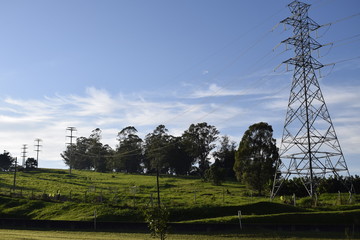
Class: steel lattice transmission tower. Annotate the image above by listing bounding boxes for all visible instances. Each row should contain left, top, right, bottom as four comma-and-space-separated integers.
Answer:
66, 127, 77, 174
21, 144, 28, 167
34, 138, 42, 168
271, 1, 352, 198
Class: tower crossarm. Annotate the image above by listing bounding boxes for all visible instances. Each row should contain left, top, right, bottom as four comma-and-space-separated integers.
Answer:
283, 56, 323, 69
281, 16, 321, 32
282, 36, 322, 51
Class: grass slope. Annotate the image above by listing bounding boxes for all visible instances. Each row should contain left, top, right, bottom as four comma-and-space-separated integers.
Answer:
0, 168, 359, 225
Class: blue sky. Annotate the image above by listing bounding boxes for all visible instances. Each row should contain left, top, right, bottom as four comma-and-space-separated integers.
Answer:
0, 0, 359, 174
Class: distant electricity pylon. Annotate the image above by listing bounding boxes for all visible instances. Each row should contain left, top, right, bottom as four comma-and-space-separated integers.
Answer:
21, 144, 27, 167
66, 127, 77, 174
271, 1, 352, 198
34, 138, 42, 168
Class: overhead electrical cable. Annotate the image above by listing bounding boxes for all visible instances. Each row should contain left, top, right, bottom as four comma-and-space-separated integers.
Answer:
66, 3, 360, 161
137, 6, 287, 125
162, 7, 287, 88
162, 28, 281, 125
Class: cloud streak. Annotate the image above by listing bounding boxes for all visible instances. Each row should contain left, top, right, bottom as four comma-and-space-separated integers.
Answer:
0, 81, 359, 172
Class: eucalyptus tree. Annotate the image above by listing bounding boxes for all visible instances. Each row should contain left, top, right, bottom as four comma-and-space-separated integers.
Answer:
233, 122, 278, 195
167, 136, 194, 175
88, 128, 109, 172
61, 128, 112, 172
213, 135, 237, 179
115, 126, 143, 173
144, 125, 172, 174
182, 122, 219, 177
143, 125, 171, 239
61, 136, 93, 170
0, 151, 14, 171
25, 158, 38, 169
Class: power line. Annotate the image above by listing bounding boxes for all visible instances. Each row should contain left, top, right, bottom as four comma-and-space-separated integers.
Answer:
315, 12, 360, 39
156, 6, 287, 92
173, 32, 295, 125
330, 55, 360, 65
322, 12, 360, 27
163, 30, 277, 125
126, 7, 287, 127
64, 57, 360, 165
61, 4, 360, 163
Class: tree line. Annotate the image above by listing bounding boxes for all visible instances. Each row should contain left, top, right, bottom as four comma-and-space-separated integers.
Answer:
2, 121, 354, 196
60, 123, 237, 179
0, 151, 37, 171
59, 122, 280, 194
0, 122, 301, 195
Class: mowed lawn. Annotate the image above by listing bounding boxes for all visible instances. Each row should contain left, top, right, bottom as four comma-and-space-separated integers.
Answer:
0, 229, 355, 240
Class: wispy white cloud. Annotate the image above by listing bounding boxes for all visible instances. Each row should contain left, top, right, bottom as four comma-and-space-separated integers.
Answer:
259, 82, 360, 160
63, 87, 119, 116
0, 82, 359, 172
0, 87, 242, 167
187, 83, 272, 98
322, 85, 360, 108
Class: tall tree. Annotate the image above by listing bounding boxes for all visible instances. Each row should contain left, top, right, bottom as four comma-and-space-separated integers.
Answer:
213, 135, 236, 179
88, 128, 108, 172
115, 126, 143, 173
205, 159, 225, 185
89, 128, 102, 142
167, 136, 194, 175
233, 122, 279, 195
25, 158, 38, 169
61, 137, 92, 170
61, 128, 112, 172
182, 122, 219, 177
144, 125, 171, 173
0, 151, 14, 171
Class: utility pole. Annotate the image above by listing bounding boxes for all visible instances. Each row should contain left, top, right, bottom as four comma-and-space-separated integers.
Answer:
13, 157, 17, 192
66, 127, 77, 174
34, 138, 42, 168
272, 1, 352, 198
156, 165, 161, 208
21, 144, 27, 167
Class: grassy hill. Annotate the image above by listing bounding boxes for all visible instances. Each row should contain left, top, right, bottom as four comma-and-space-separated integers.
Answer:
0, 168, 359, 225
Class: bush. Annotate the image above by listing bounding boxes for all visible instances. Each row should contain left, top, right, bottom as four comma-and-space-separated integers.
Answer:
143, 206, 169, 240
204, 161, 225, 186
297, 197, 314, 208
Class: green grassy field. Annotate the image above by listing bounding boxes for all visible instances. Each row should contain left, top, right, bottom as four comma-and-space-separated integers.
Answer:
0, 168, 359, 225
1, 168, 259, 207
0, 229, 357, 240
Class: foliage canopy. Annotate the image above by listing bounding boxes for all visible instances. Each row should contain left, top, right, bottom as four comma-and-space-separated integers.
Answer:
233, 122, 278, 195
